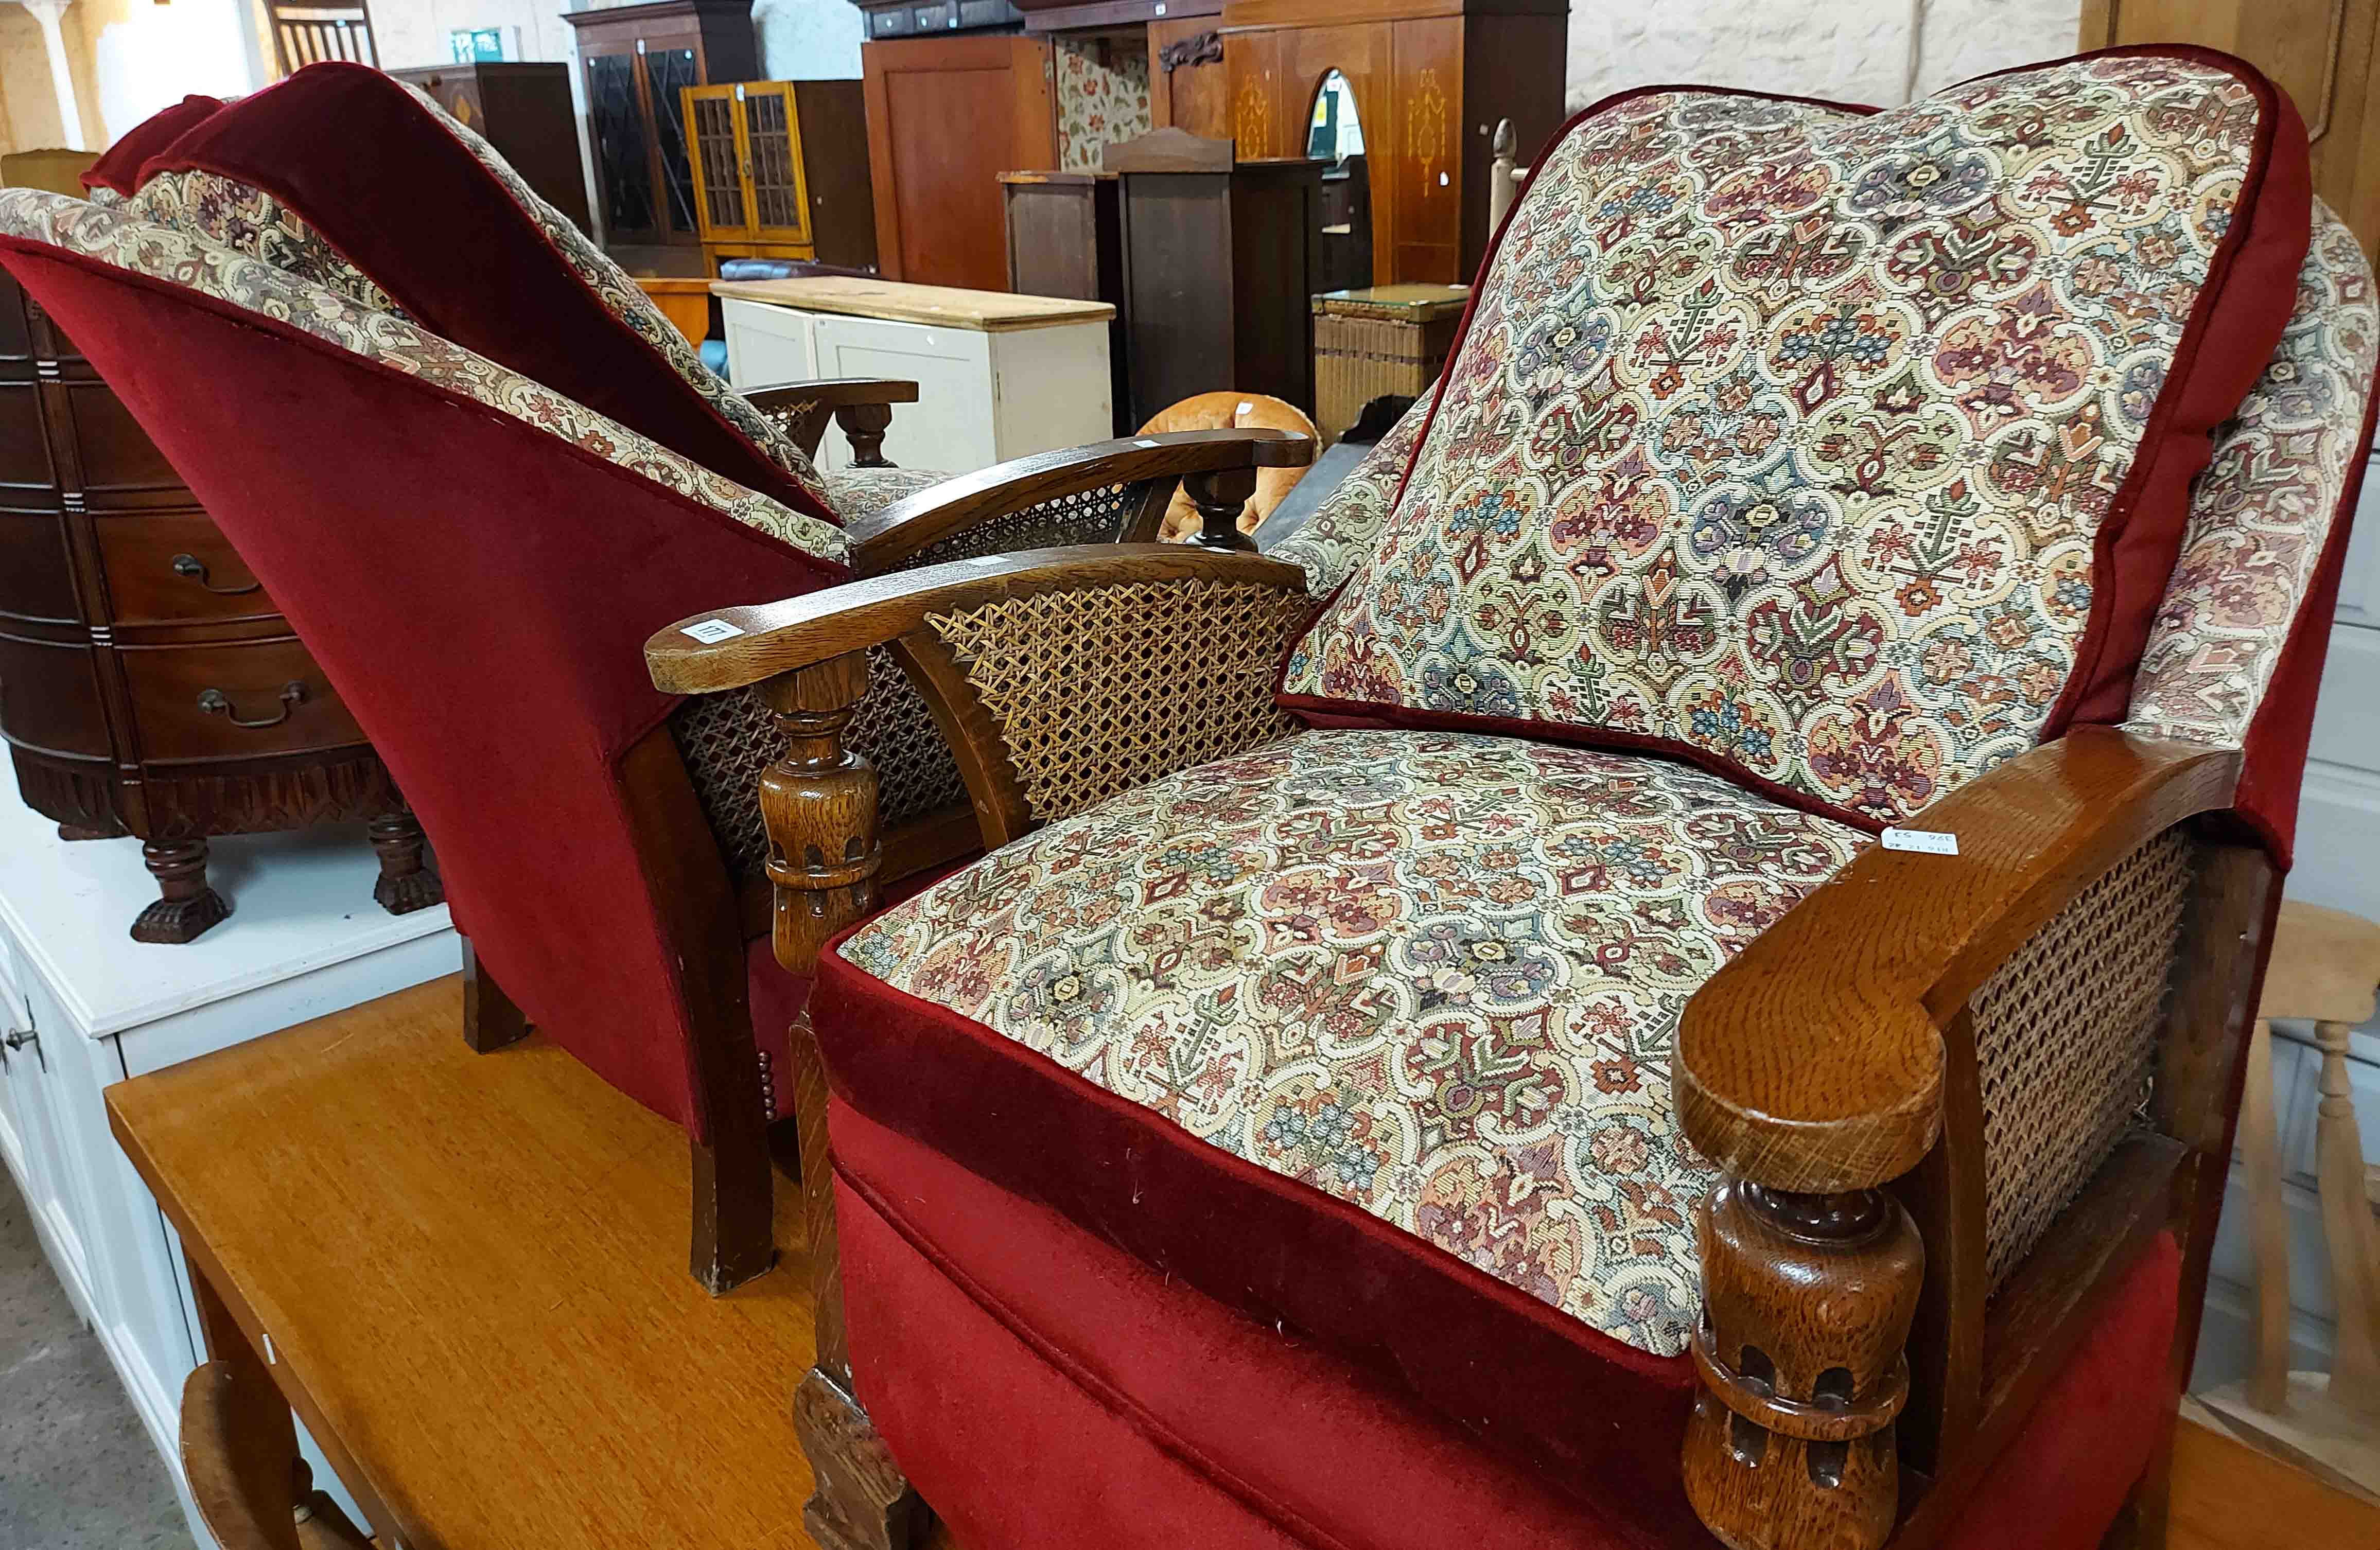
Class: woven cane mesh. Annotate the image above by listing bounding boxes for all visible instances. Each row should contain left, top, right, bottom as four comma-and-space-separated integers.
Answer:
667, 647, 968, 882
929, 578, 1310, 825
908, 482, 1153, 566
850, 645, 971, 827
1971, 827, 2197, 1293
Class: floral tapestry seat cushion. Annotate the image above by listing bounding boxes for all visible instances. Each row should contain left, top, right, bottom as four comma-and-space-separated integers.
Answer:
1282, 50, 2313, 830
139, 61, 839, 524
815, 727, 1871, 1498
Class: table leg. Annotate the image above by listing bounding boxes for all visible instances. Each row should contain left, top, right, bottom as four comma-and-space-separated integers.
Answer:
183, 1265, 371, 1550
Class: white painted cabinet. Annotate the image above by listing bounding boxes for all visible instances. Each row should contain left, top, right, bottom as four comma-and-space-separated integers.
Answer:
717, 277, 1115, 477
0, 755, 460, 1547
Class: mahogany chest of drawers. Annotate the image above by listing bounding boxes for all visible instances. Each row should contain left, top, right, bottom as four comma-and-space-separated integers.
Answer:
0, 271, 441, 942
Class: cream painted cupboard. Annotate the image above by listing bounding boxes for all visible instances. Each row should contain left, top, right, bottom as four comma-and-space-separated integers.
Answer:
715, 276, 1114, 474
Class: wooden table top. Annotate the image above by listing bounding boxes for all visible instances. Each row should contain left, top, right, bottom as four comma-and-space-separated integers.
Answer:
710, 274, 1115, 332
107, 977, 957, 1550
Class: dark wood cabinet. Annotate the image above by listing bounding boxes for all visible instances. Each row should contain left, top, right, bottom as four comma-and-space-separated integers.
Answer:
563, 0, 761, 258
1107, 129, 1322, 422
386, 62, 593, 235
1214, 0, 1565, 285
0, 272, 439, 942
1001, 169, 1127, 429
863, 34, 1058, 288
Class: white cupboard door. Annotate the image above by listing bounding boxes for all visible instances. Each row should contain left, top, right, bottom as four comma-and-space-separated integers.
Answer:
987, 324, 1113, 466
720, 297, 819, 394
808, 314, 997, 474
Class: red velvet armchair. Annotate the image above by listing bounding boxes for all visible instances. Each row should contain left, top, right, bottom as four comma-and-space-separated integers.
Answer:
647, 49, 2375, 1550
0, 187, 1305, 1294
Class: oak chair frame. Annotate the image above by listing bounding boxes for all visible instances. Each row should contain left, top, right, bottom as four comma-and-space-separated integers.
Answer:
478, 429, 1305, 1296
647, 542, 2275, 1548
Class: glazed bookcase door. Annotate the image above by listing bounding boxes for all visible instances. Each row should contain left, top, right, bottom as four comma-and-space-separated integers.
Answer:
687, 83, 755, 244
647, 46, 705, 239
742, 83, 814, 248
586, 49, 659, 242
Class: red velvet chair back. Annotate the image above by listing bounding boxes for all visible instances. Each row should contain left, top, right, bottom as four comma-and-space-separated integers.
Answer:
81, 95, 220, 195
0, 231, 839, 1141
139, 62, 838, 525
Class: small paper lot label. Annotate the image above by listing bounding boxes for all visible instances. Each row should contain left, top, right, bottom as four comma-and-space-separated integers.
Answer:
680, 619, 743, 643
1880, 827, 1959, 857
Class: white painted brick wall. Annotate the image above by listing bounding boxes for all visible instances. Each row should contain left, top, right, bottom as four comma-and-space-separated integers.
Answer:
1564, 0, 2087, 118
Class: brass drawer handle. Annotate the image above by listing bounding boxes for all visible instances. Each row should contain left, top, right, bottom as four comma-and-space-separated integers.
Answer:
171, 553, 263, 596
197, 682, 307, 729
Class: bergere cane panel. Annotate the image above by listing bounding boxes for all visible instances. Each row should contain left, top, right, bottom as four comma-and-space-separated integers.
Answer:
1970, 825, 2197, 1291
908, 481, 1160, 566
928, 579, 1310, 824
669, 648, 970, 880
848, 647, 972, 826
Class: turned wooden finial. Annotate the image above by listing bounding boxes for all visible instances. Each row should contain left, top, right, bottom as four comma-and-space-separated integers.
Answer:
1180, 466, 1259, 551
755, 651, 880, 976
834, 403, 896, 468
1685, 1182, 1923, 1550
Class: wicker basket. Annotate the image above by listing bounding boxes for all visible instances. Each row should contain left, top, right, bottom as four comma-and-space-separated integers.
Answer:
1311, 284, 1467, 445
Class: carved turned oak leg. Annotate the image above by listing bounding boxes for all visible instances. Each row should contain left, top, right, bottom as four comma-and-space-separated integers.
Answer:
1181, 466, 1261, 552
1685, 1183, 1923, 1550
132, 837, 232, 944
834, 403, 897, 468
755, 653, 930, 1550
460, 938, 531, 1053
367, 804, 444, 915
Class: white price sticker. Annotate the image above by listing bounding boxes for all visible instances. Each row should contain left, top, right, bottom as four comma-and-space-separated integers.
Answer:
1880, 827, 1959, 857
680, 619, 743, 644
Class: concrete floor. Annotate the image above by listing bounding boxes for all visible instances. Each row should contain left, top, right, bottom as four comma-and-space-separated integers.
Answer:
0, 1168, 195, 1550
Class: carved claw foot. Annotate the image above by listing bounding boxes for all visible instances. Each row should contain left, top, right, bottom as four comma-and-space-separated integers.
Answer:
132, 839, 232, 944
367, 809, 443, 915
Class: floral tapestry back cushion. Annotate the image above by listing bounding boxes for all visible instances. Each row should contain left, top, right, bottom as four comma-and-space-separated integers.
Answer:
1280, 48, 2311, 826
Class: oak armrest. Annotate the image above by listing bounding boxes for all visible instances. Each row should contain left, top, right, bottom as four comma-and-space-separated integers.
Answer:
847, 428, 1314, 570
743, 379, 922, 415
649, 543, 1310, 695
745, 379, 921, 462
1677, 727, 2242, 1193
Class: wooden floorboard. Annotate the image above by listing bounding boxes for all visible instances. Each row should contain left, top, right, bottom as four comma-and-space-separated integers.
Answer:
2171, 1416, 2380, 1550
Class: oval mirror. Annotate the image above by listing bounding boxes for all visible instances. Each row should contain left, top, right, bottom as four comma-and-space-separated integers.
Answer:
1308, 69, 1372, 289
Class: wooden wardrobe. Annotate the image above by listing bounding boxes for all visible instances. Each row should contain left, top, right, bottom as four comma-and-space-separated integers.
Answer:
860, 0, 1564, 290
2080, 0, 2380, 254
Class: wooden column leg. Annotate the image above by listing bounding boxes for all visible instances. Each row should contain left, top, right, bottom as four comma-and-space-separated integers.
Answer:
1684, 1183, 1923, 1550
2242, 1019, 2293, 1414
461, 938, 531, 1053
833, 403, 896, 468
2314, 1020, 2380, 1418
133, 836, 231, 944
1181, 466, 1260, 551
367, 804, 444, 915
757, 652, 929, 1550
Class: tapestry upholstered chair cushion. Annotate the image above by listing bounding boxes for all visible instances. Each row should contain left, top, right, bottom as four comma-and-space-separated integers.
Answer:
125, 62, 843, 524
1281, 51, 2309, 829
772, 50, 2352, 1547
